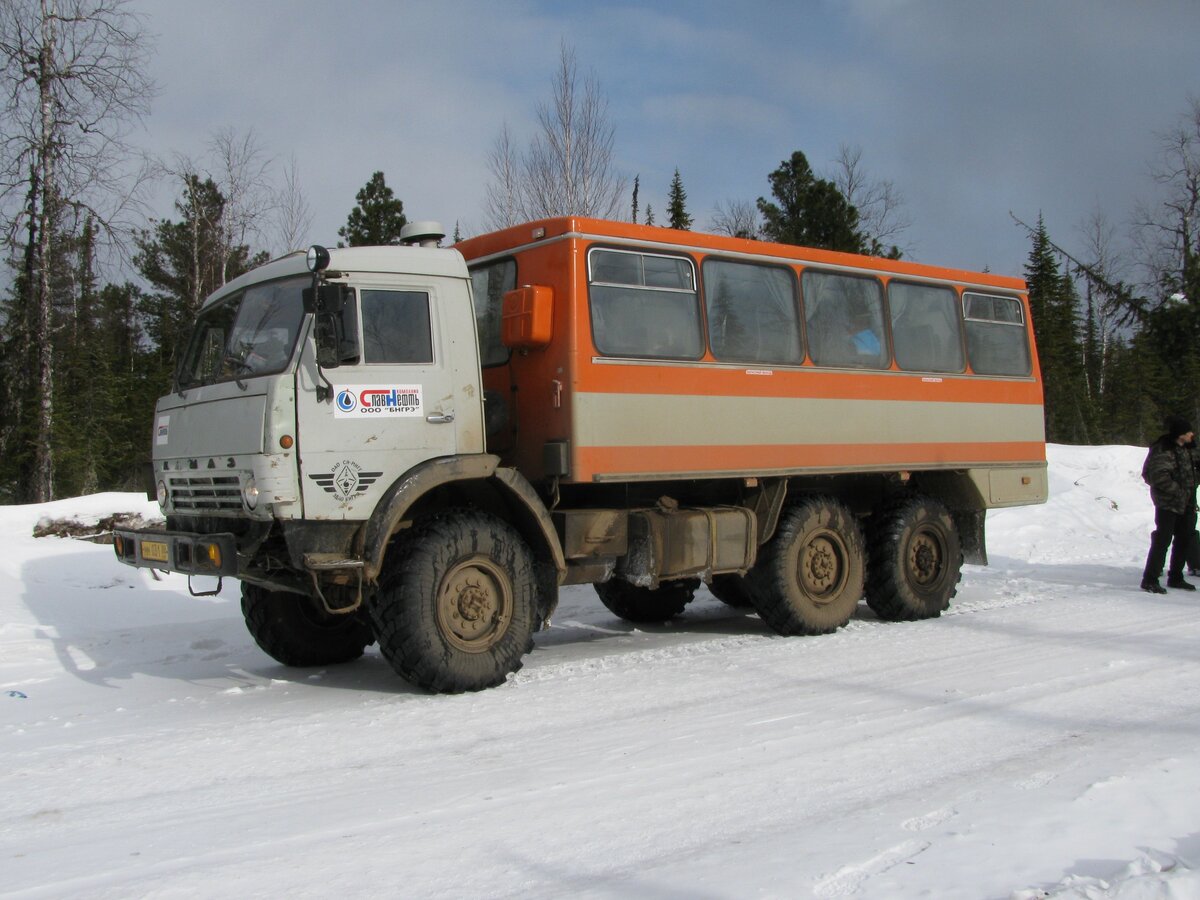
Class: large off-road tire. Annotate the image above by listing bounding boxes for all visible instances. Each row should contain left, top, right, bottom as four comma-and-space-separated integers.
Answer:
866, 495, 962, 621
594, 578, 699, 624
240, 583, 374, 667
746, 496, 865, 636
367, 510, 537, 693
707, 573, 756, 608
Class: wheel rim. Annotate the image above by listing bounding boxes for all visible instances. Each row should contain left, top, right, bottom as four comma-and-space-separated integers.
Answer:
907, 527, 946, 588
436, 556, 514, 653
798, 530, 849, 602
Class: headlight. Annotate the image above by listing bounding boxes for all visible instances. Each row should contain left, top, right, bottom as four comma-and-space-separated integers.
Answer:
243, 477, 260, 510
156, 480, 168, 508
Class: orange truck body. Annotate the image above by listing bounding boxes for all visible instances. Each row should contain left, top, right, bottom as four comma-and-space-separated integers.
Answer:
456, 216, 1046, 502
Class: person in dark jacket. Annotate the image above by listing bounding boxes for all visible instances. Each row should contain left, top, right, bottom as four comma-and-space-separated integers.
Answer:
1141, 414, 1200, 593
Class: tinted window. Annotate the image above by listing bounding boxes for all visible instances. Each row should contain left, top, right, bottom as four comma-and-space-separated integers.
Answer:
963, 292, 1031, 376
179, 276, 307, 387
589, 248, 702, 359
361, 290, 433, 364
801, 270, 888, 369
469, 259, 516, 367
888, 281, 965, 373
703, 259, 802, 364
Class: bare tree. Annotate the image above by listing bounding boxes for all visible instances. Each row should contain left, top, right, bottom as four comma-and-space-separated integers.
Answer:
709, 199, 761, 239
830, 143, 911, 257
484, 124, 520, 230
0, 0, 153, 501
485, 42, 625, 226
1130, 96, 1200, 304
272, 153, 313, 255
209, 126, 274, 278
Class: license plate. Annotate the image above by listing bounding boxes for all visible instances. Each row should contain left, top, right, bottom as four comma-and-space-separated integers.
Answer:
141, 540, 169, 563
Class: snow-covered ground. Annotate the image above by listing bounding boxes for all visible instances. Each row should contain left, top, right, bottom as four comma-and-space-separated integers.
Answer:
3, 445, 1200, 899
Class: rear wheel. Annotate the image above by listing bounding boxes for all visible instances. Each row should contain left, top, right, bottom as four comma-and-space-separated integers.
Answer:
367, 510, 537, 693
866, 496, 962, 621
240, 583, 373, 667
595, 578, 699, 624
746, 497, 865, 635
707, 573, 756, 608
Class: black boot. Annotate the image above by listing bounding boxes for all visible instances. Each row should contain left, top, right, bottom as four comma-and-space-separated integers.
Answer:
1142, 577, 1167, 594
1167, 575, 1197, 591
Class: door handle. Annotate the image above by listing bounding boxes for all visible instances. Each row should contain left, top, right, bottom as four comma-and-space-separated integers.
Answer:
426, 412, 455, 424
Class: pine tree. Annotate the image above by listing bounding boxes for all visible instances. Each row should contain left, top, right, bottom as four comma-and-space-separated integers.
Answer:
644, 204, 655, 226
667, 168, 692, 230
631, 175, 640, 224
757, 151, 865, 253
338, 171, 407, 246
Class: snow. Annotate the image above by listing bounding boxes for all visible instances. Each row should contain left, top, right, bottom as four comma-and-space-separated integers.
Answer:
3, 445, 1200, 899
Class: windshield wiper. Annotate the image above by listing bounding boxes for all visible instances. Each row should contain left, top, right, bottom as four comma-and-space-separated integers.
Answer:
221, 353, 252, 391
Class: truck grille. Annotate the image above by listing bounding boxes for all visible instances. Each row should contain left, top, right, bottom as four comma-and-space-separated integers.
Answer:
168, 475, 243, 512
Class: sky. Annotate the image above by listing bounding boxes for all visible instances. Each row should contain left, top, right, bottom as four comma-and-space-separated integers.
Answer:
131, 0, 1200, 279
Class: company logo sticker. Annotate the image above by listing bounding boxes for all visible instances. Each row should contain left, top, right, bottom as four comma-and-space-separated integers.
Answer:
156, 415, 170, 445
308, 460, 383, 502
333, 385, 423, 418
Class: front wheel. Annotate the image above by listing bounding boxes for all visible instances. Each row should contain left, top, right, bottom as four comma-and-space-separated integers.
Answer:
368, 510, 537, 693
866, 496, 962, 621
746, 497, 865, 635
240, 583, 374, 667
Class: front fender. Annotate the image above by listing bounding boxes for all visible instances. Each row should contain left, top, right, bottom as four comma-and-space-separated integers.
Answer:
361, 455, 566, 585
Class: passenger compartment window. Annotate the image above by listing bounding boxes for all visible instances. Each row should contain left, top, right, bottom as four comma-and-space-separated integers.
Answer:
963, 292, 1031, 376
801, 270, 888, 369
589, 248, 702, 359
888, 281, 964, 373
703, 259, 802, 365
469, 259, 516, 367
361, 290, 434, 364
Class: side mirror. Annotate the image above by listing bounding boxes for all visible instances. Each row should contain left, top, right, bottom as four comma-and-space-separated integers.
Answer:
303, 283, 348, 314
314, 312, 342, 369
501, 284, 554, 349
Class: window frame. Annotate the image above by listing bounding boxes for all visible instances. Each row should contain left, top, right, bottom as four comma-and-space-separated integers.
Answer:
701, 256, 804, 366
587, 245, 704, 361
961, 291, 1032, 377
799, 267, 891, 370
886, 278, 967, 374
469, 257, 518, 369
358, 287, 435, 366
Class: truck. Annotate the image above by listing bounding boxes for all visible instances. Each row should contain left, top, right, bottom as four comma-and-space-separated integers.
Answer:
114, 216, 1047, 693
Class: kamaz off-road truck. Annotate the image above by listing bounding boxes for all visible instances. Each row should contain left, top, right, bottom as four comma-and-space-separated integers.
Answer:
115, 217, 1047, 693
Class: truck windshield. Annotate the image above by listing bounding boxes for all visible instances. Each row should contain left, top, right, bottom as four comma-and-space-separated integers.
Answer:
178, 276, 308, 388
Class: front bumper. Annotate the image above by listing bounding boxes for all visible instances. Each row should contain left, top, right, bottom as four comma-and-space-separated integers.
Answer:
113, 527, 238, 577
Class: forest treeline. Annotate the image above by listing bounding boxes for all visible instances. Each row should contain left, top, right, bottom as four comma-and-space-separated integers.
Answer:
1, 5, 1198, 504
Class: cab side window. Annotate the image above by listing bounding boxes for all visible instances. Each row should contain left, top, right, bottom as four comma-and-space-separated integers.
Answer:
360, 290, 434, 364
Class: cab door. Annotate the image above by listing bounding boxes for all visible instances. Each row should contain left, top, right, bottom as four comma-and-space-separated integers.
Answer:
295, 278, 480, 519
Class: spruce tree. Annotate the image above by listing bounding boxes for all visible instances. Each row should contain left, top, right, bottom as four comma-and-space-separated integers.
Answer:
338, 171, 407, 246
667, 169, 692, 230
1024, 217, 1090, 443
135, 177, 265, 399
